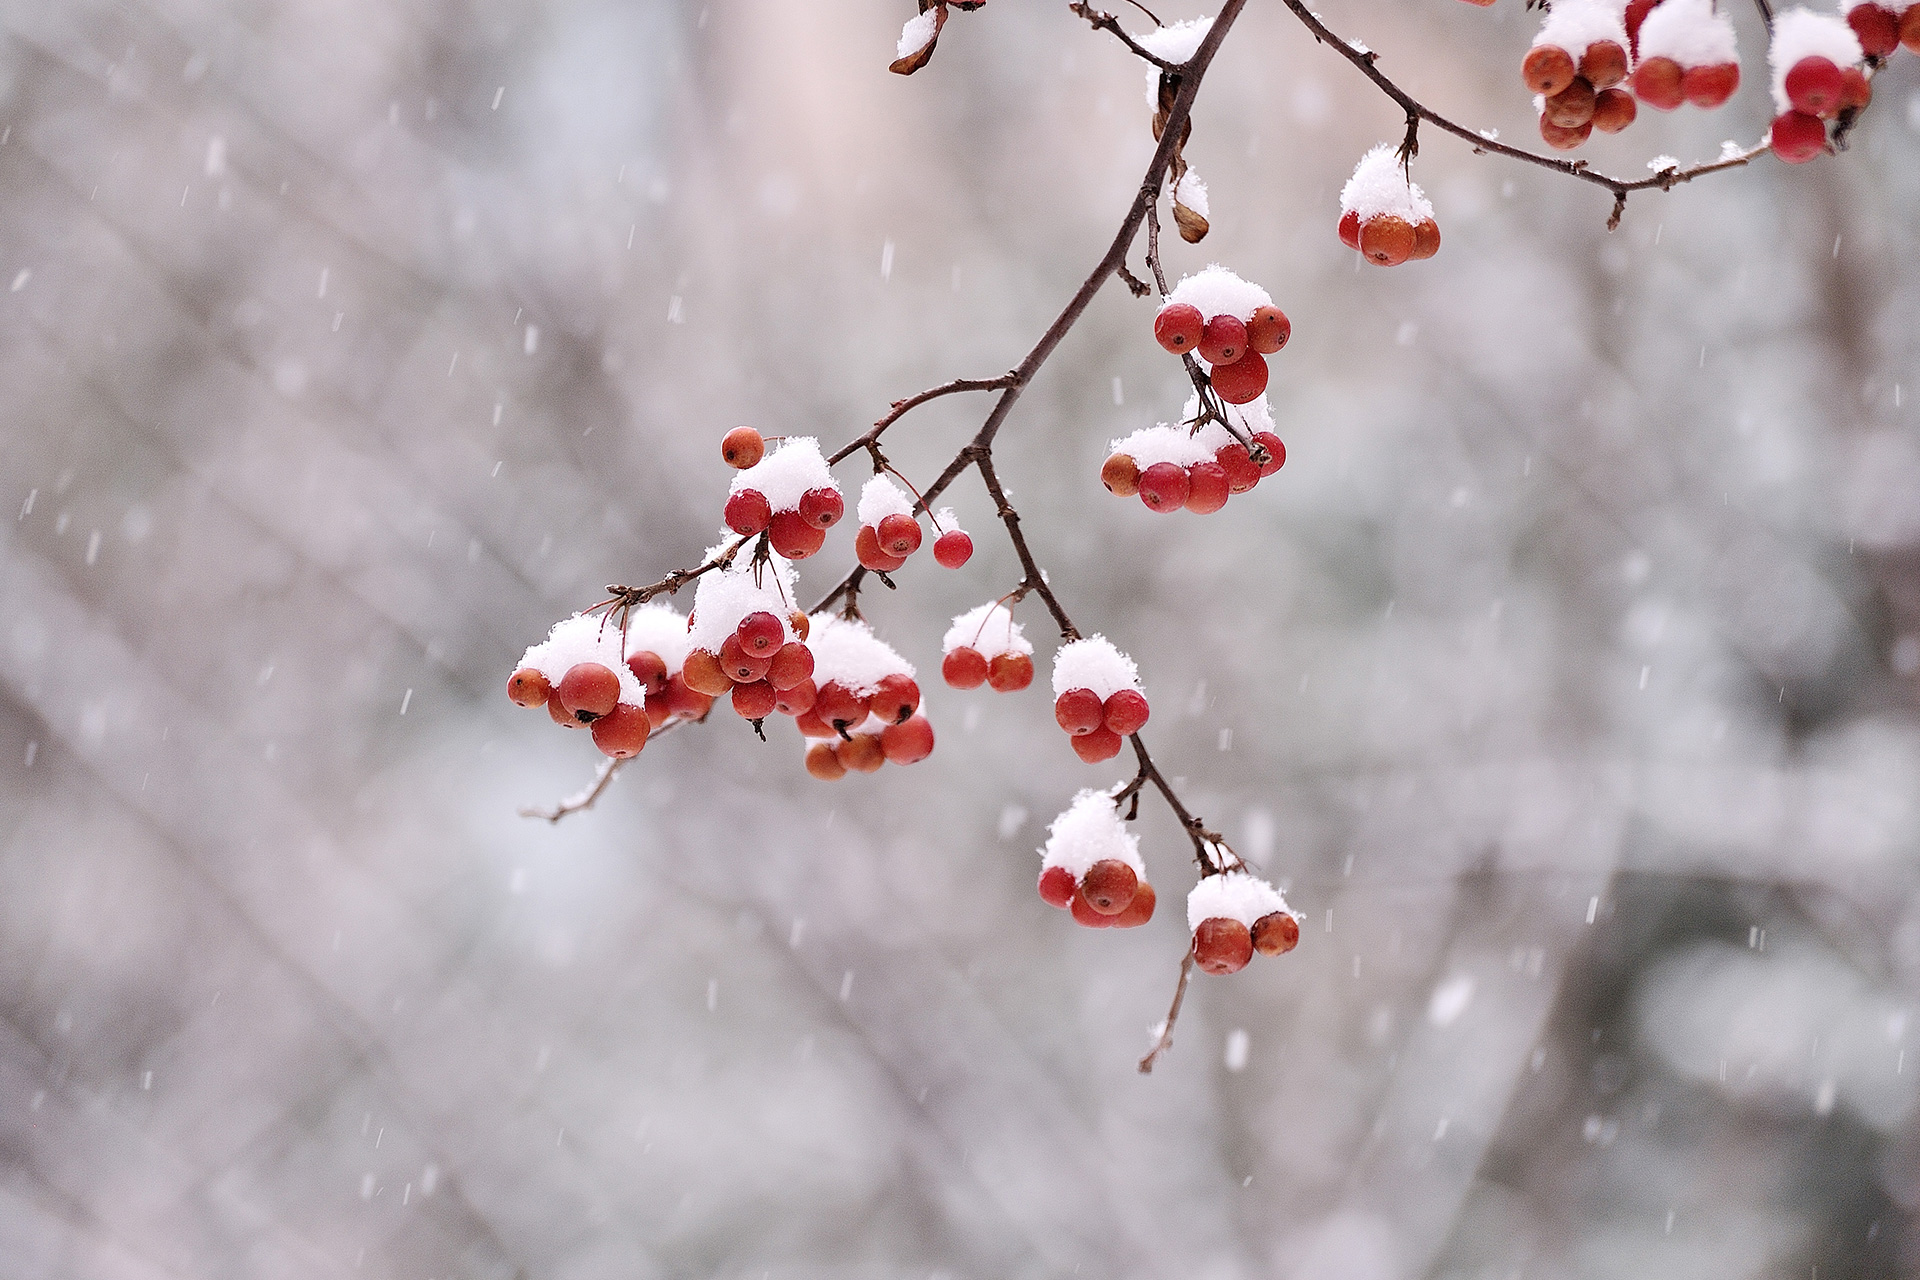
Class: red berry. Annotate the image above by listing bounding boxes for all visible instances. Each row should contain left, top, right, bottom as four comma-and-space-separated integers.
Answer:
507, 667, 551, 708
1682, 61, 1739, 110
1338, 208, 1361, 251
1111, 881, 1157, 928
799, 486, 844, 529
766, 641, 815, 691
1252, 911, 1301, 956
1070, 887, 1116, 928
1592, 87, 1637, 134
988, 652, 1034, 693
1522, 44, 1576, 96
735, 610, 784, 656
773, 677, 817, 717
768, 510, 826, 559
1137, 461, 1189, 513
805, 741, 847, 780
1578, 39, 1628, 90
681, 647, 733, 696
1544, 77, 1597, 128
1785, 56, 1844, 118
625, 650, 668, 695
1101, 453, 1141, 497
1359, 215, 1415, 267
1102, 688, 1150, 736
1539, 113, 1593, 151
718, 633, 771, 684
1251, 431, 1286, 476
1900, 4, 1920, 54
793, 707, 834, 738
942, 647, 989, 689
1246, 305, 1290, 355
731, 679, 777, 719
1153, 302, 1205, 354
557, 662, 620, 721
1038, 865, 1076, 909
1184, 461, 1231, 514
1193, 917, 1254, 975
1625, 0, 1659, 55
855, 524, 907, 573
724, 488, 772, 536
933, 529, 973, 569
838, 733, 885, 773
1080, 859, 1138, 914
1838, 66, 1871, 113
869, 673, 921, 724
814, 681, 870, 730
1630, 56, 1685, 111
1215, 444, 1261, 493
1771, 110, 1827, 164
661, 673, 713, 722
721, 426, 764, 469
1849, 4, 1899, 56
1070, 727, 1124, 763
1197, 314, 1247, 366
877, 513, 923, 557
1054, 687, 1105, 735
1410, 218, 1442, 261
549, 696, 581, 728
1209, 351, 1268, 405
590, 703, 650, 757
880, 714, 935, 764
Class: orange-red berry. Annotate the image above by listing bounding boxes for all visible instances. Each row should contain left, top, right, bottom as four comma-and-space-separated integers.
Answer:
1579, 39, 1629, 90
1592, 87, 1637, 133
1539, 114, 1593, 150
855, 524, 907, 573
1410, 218, 1442, 261
1070, 887, 1116, 928
880, 714, 935, 764
768, 509, 826, 559
1848, 4, 1898, 56
1902, 5, 1920, 54
869, 673, 921, 724
625, 650, 668, 695
1682, 61, 1739, 109
681, 647, 733, 697
1216, 443, 1261, 493
1785, 56, 1843, 118
718, 633, 771, 684
1252, 911, 1301, 956
1630, 56, 1685, 111
1522, 44, 1576, 96
591, 703, 650, 757
1038, 865, 1076, 909
1360, 215, 1415, 267
550, 695, 582, 728
508, 667, 551, 708
1070, 726, 1124, 763
1197, 314, 1247, 366
721, 426, 764, 469
1193, 917, 1254, 975
877, 513, 922, 558
1111, 881, 1157, 928
1055, 688, 1105, 735
1137, 461, 1189, 512
731, 679, 776, 719
766, 641, 815, 691
943, 647, 989, 690
1185, 461, 1230, 514
1101, 452, 1141, 497
814, 681, 870, 729
1544, 77, 1596, 129
838, 733, 885, 773
933, 529, 973, 568
798, 486, 844, 529
773, 677, 817, 717
1209, 351, 1268, 405
1771, 110, 1827, 163
1103, 688, 1150, 736
1838, 66, 1871, 113
987, 652, 1034, 693
1338, 208, 1362, 251
1247, 305, 1290, 355
736, 611, 784, 656
725, 488, 772, 536
1153, 302, 1205, 354
787, 610, 811, 642
557, 662, 620, 720
1081, 859, 1138, 914
1251, 431, 1286, 476
805, 741, 847, 780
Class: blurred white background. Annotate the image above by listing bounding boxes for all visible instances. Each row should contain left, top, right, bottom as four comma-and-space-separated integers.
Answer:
3, 1, 1920, 1276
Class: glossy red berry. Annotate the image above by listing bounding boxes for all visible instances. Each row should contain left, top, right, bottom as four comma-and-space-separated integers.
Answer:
1194, 917, 1254, 975
1247, 305, 1290, 355
869, 673, 921, 724
1359, 216, 1415, 267
1771, 110, 1827, 164
1197, 314, 1247, 366
1785, 56, 1844, 118
814, 681, 870, 729
1252, 911, 1301, 956
1152, 302, 1205, 354
1248, 432, 1285, 478
1630, 56, 1685, 111
1215, 443, 1261, 493
987, 652, 1034, 693
1849, 4, 1899, 56
768, 510, 826, 559
1904, 6, 1920, 54
1544, 77, 1597, 129
1101, 453, 1141, 497
793, 707, 833, 738
681, 647, 733, 696
1070, 727, 1124, 763
736, 611, 784, 656
1209, 351, 1268, 405
799, 486, 844, 529
1111, 881, 1156, 928
1540, 114, 1593, 151
508, 667, 551, 708
855, 524, 907, 573
1522, 44, 1576, 96
1038, 865, 1076, 909
731, 679, 777, 720
1338, 208, 1362, 251
1102, 688, 1150, 736
1054, 688, 1105, 735
1070, 887, 1116, 928
880, 714, 935, 764
718, 633, 771, 684
877, 513, 922, 558
933, 529, 973, 569
1184, 461, 1231, 514
942, 647, 989, 689
1410, 218, 1442, 260
1137, 461, 1190, 513
549, 695, 581, 728
766, 641, 815, 691
1838, 66, 1870, 113
1682, 61, 1739, 109
1592, 87, 1637, 133
805, 741, 847, 780
721, 426, 764, 469
1081, 859, 1138, 914
725, 488, 772, 536
773, 677, 817, 717
591, 703, 650, 757
557, 663, 620, 721
660, 673, 713, 722
838, 733, 885, 773
625, 650, 668, 695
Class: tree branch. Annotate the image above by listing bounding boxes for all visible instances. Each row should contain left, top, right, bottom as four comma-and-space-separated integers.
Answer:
1069, 2, 1180, 71
1138, 950, 1195, 1074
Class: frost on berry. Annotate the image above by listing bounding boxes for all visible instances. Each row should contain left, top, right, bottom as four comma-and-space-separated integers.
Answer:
687, 539, 802, 661
1341, 146, 1437, 267
1053, 635, 1142, 704
1038, 864, 1077, 909
731, 437, 839, 530
1162, 265, 1275, 328
805, 614, 919, 739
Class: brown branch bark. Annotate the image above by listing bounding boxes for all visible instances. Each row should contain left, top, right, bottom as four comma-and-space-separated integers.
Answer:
1138, 949, 1195, 1074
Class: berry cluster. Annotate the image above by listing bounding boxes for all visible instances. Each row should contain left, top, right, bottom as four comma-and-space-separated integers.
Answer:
1525, 0, 1641, 147
1036, 790, 1157, 929
1051, 636, 1147, 764
722, 432, 844, 560
1624, 0, 1740, 119
508, 605, 712, 760
941, 601, 1036, 693
1150, 265, 1290, 406
1767, 13, 1872, 164
853, 475, 974, 573
1186, 871, 1301, 976
795, 614, 937, 779
679, 541, 820, 723
1846, 0, 1920, 58
1103, 395, 1285, 515
1338, 146, 1441, 267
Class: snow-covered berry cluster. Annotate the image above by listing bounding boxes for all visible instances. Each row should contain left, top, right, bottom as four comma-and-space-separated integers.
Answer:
722, 433, 844, 560
1338, 146, 1441, 267
1052, 636, 1148, 764
853, 476, 973, 573
1036, 790, 1158, 929
1187, 870, 1301, 976
1150, 266, 1290, 405
1767, 11, 1872, 163
794, 614, 935, 779
1845, 0, 1920, 58
1526, 0, 1641, 148
1103, 395, 1285, 515
941, 601, 1036, 692
1624, 0, 1741, 116
508, 605, 714, 759
679, 541, 820, 723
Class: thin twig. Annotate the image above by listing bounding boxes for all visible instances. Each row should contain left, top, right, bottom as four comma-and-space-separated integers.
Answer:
1138, 950, 1195, 1074
1069, 2, 1180, 71
827, 375, 1016, 466
973, 449, 1080, 640
520, 755, 623, 822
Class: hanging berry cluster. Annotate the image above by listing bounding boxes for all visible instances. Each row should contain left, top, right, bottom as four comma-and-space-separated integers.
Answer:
1051, 637, 1150, 765
941, 601, 1036, 693
1037, 789, 1160, 929
1337, 146, 1442, 268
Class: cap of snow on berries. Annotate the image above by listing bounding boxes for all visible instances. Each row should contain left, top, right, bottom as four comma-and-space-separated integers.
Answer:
943, 602, 1031, 662
1766, 10, 1863, 115
1186, 870, 1293, 933
617, 602, 693, 672
1636, 0, 1739, 66
1531, 0, 1629, 56
517, 612, 651, 707
1040, 789, 1147, 880
1108, 421, 1235, 471
1161, 265, 1274, 328
1339, 145, 1435, 226
686, 539, 801, 655
728, 436, 838, 513
1052, 636, 1141, 701
806, 613, 916, 696
1137, 16, 1214, 106
857, 474, 917, 526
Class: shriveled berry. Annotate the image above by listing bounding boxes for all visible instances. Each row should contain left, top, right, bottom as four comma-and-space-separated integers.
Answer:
1522, 44, 1576, 96
1252, 911, 1301, 956
1539, 114, 1593, 151
877, 512, 922, 557
1193, 917, 1254, 975
1185, 461, 1231, 514
805, 741, 847, 780
838, 733, 885, 773
1410, 218, 1442, 261
718, 633, 771, 684
1209, 351, 1268, 405
625, 650, 668, 695
1054, 688, 1105, 735
1038, 865, 1077, 909
768, 510, 826, 559
1197, 314, 1247, 366
1103, 688, 1150, 736
1111, 881, 1156, 928
1544, 77, 1596, 129
1359, 215, 1415, 267
1153, 302, 1205, 354
1338, 208, 1362, 251
681, 647, 734, 696
987, 652, 1034, 693
799, 486, 844, 529
855, 524, 907, 573
1070, 727, 1124, 763
557, 662, 620, 720
880, 714, 935, 764
508, 667, 551, 708
1592, 87, 1637, 133
1070, 887, 1116, 928
1630, 56, 1685, 111
766, 641, 815, 691
1215, 443, 1261, 493
1247, 305, 1291, 355
943, 646, 989, 690
1251, 431, 1286, 476
1137, 461, 1190, 513
591, 703, 650, 757
773, 677, 817, 717
933, 529, 973, 569
1081, 859, 1138, 914
731, 679, 777, 720
1785, 55, 1843, 118
1771, 110, 1827, 164
1682, 61, 1739, 109
1101, 452, 1141, 497
1848, 4, 1899, 57
1578, 39, 1628, 90
736, 610, 784, 656
814, 681, 870, 729
869, 672, 921, 724
721, 426, 764, 469
724, 488, 772, 536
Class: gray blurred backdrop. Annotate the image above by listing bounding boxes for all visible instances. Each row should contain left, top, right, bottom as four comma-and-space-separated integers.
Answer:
4, 1, 1920, 1277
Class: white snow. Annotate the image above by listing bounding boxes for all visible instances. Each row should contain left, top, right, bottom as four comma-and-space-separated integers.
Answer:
618, 602, 692, 670
897, 10, 939, 60
517, 613, 647, 706
806, 613, 914, 694
857, 474, 917, 526
930, 506, 962, 535
1052, 635, 1141, 701
1162, 265, 1273, 324
1137, 17, 1214, 109
1039, 788, 1147, 879
1174, 169, 1209, 220
1108, 423, 1228, 470
1338, 144, 1435, 224
1768, 10, 1864, 113
686, 539, 800, 654
943, 601, 1033, 660
1532, 0, 1629, 53
1186, 870, 1293, 931
1636, 0, 1739, 67
729, 436, 837, 513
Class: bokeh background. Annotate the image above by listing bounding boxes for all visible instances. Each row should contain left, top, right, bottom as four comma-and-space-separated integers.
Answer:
3, 0, 1920, 1276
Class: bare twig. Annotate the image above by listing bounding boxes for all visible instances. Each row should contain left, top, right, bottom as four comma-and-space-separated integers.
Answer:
520, 755, 623, 823
1138, 950, 1195, 1074
826, 375, 1016, 466
973, 449, 1080, 640
1070, 2, 1181, 71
